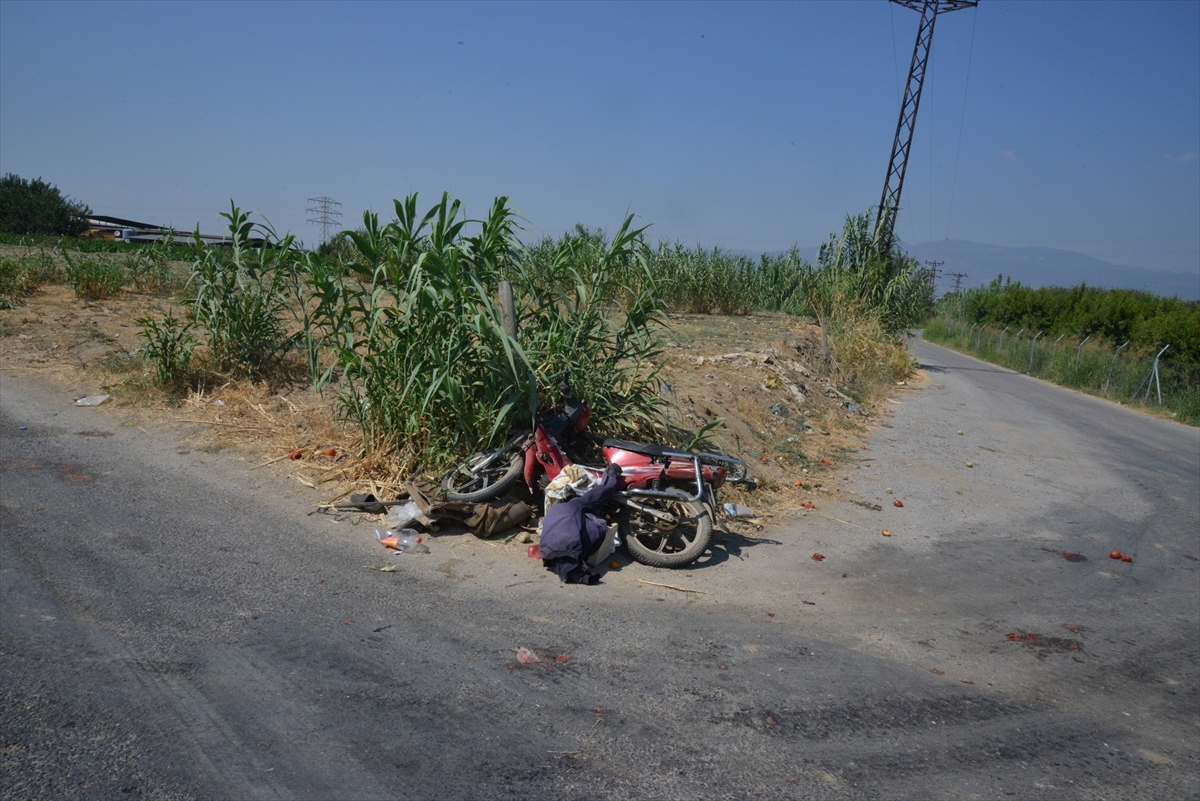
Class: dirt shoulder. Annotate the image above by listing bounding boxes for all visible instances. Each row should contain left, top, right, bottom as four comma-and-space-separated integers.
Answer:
0, 283, 914, 522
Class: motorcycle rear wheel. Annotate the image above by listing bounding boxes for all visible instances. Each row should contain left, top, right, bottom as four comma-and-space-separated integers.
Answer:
620, 498, 712, 568
441, 446, 525, 502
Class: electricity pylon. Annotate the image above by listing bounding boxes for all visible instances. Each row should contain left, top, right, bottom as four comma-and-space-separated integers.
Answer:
875, 0, 978, 240
306, 197, 342, 247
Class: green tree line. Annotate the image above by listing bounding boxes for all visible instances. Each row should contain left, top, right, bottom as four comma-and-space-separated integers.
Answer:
938, 277, 1200, 362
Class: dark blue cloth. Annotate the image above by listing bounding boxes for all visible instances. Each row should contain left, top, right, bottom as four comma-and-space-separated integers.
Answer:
540, 463, 621, 585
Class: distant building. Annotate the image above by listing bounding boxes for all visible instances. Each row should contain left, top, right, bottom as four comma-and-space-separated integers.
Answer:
82, 215, 248, 247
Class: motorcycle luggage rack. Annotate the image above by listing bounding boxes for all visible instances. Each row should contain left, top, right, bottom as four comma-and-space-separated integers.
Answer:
622, 450, 749, 503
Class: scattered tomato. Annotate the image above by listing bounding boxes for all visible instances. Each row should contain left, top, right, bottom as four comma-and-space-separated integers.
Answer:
1121, 555, 1133, 563
609, 560, 621, 569
767, 612, 775, 617
1026, 633, 1040, 640
811, 553, 825, 562
881, 529, 891, 537
593, 707, 607, 714
893, 500, 904, 508
287, 450, 302, 460
1110, 550, 1123, 560
1006, 632, 1021, 641
819, 458, 833, 466
760, 456, 769, 464
323, 448, 337, 457
766, 715, 777, 726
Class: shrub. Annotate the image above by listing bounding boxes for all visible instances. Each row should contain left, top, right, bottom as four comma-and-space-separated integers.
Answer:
302, 192, 667, 465
63, 252, 125, 299
137, 311, 196, 386
0, 174, 91, 236
183, 205, 301, 377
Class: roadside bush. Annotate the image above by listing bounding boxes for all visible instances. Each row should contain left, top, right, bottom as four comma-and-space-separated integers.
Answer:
0, 250, 61, 308
125, 231, 179, 292
63, 252, 125, 299
137, 311, 196, 387
302, 193, 667, 466
183, 204, 302, 377
0, 174, 91, 236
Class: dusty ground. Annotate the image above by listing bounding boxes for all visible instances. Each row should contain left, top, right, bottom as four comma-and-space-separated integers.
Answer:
2, 332, 1194, 799
0, 273, 915, 525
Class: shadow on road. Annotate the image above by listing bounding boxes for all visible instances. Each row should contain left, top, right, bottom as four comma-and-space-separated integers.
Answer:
691, 529, 783, 568
918, 361, 1008, 375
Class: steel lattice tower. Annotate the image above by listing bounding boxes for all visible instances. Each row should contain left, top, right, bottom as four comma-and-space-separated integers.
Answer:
875, 0, 977, 240
306, 197, 343, 247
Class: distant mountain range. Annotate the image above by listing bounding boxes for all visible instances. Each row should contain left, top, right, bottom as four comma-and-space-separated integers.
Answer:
782, 240, 1198, 301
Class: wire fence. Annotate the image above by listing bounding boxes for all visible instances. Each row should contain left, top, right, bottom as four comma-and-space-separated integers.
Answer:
923, 318, 1200, 426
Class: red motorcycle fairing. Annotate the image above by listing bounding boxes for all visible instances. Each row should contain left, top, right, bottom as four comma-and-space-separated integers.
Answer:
601, 445, 727, 490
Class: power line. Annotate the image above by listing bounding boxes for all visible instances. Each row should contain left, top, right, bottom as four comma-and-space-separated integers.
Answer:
306, 196, 342, 247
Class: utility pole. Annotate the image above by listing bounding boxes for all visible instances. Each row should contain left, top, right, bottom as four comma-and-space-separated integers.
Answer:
306, 196, 342, 248
875, 0, 978, 240
923, 259, 944, 293
947, 271, 968, 294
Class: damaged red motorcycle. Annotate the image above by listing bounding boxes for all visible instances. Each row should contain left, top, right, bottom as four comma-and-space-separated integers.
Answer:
440, 390, 752, 568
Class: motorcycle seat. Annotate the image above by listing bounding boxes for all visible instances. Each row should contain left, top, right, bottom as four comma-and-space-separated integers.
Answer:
602, 438, 679, 459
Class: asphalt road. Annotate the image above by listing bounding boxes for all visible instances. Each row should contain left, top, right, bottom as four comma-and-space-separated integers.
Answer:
1, 337, 1197, 800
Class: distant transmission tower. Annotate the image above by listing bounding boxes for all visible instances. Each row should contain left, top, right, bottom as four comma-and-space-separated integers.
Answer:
306, 197, 342, 247
947, 271, 968, 294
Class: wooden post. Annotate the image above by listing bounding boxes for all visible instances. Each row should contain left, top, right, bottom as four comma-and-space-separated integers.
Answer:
499, 280, 517, 342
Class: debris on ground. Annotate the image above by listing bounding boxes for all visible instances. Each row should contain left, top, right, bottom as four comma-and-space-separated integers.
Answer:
516, 647, 542, 664
723, 502, 756, 518
811, 553, 825, 562
74, 394, 110, 406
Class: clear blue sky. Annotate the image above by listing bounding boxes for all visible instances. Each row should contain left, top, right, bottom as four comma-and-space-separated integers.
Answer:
2, 0, 1197, 273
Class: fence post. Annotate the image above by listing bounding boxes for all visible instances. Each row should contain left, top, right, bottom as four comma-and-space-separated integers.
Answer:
1075, 335, 1091, 369
499, 280, 518, 342
996, 326, 1009, 348
1140, 344, 1170, 404
969, 324, 978, 348
1051, 333, 1066, 363
1104, 341, 1129, 393
1029, 331, 1044, 372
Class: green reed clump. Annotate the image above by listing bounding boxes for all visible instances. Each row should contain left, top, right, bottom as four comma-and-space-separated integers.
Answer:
301, 193, 667, 466
137, 310, 196, 387
63, 251, 126, 299
182, 204, 302, 377
0, 249, 61, 308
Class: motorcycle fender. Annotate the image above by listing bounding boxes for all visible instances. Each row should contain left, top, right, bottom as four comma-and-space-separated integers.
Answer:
523, 445, 538, 489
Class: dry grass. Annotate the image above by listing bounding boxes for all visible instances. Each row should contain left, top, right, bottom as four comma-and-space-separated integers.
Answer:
1, 286, 914, 516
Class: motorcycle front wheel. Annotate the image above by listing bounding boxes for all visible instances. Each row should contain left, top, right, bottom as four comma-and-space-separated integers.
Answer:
441, 445, 525, 502
620, 498, 712, 568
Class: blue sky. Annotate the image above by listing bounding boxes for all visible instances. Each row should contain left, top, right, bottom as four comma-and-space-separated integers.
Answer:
1, 0, 1197, 273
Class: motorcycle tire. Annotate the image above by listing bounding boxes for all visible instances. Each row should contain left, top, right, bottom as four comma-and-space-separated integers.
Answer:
620, 498, 712, 568
441, 446, 525, 503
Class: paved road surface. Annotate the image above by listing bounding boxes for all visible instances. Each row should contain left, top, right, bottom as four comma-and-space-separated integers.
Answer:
1, 337, 1196, 799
